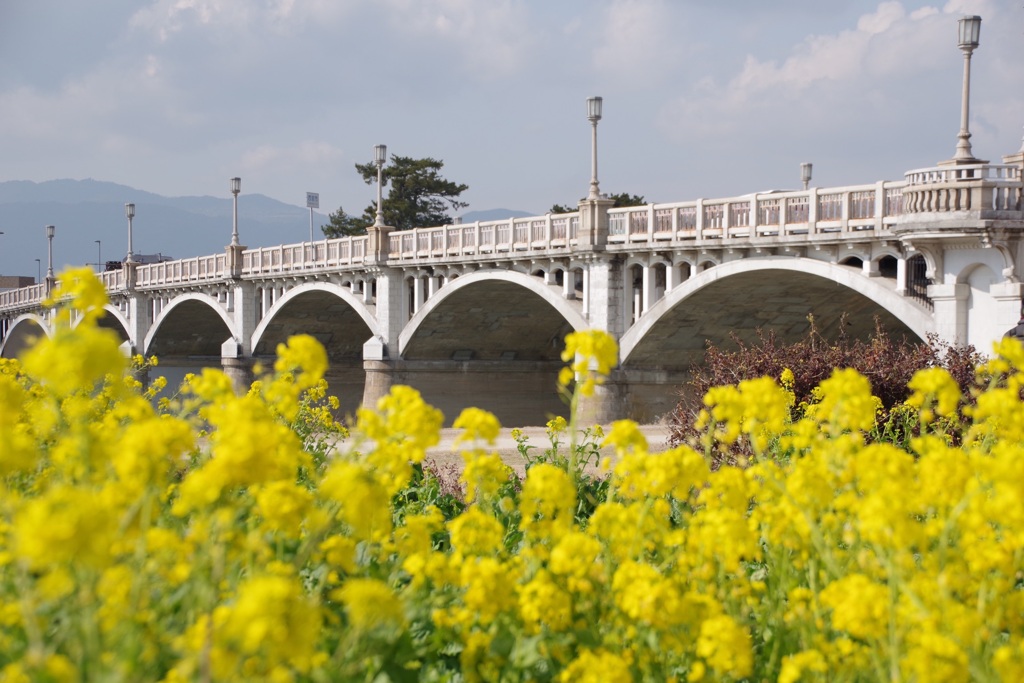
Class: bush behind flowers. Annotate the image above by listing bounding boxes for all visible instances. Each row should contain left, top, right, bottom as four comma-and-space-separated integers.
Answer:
1, 268, 1023, 682
669, 317, 984, 461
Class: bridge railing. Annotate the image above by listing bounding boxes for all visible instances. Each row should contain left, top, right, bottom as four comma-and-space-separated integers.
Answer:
98, 269, 125, 291
387, 213, 580, 259
607, 181, 905, 244
902, 163, 1022, 215
242, 236, 368, 275
0, 282, 47, 311
136, 254, 227, 288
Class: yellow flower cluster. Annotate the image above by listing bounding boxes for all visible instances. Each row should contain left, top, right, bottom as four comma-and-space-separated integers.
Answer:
559, 329, 618, 397
3, 269, 1024, 682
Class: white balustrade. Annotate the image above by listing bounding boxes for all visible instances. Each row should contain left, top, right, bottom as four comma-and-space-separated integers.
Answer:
2, 166, 1019, 323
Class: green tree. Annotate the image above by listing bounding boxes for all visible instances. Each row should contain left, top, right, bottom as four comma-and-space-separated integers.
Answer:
322, 155, 469, 238
323, 206, 371, 237
549, 192, 647, 214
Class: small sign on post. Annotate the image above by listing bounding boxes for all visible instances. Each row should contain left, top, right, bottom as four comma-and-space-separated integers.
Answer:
306, 192, 320, 247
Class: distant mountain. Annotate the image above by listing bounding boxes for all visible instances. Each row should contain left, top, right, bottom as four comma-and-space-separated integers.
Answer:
0, 179, 332, 280
0, 180, 537, 280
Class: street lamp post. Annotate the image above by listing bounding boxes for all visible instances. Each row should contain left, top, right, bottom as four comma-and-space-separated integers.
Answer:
125, 202, 136, 263
953, 15, 982, 162
230, 177, 241, 245
586, 96, 604, 200
373, 145, 387, 227
95, 240, 102, 273
45, 225, 55, 291
801, 162, 813, 190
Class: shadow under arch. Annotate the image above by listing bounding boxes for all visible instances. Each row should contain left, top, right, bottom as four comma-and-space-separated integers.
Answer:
395, 269, 588, 426
616, 257, 935, 420
251, 282, 382, 418
0, 314, 51, 359
91, 305, 132, 349
143, 293, 237, 357
142, 293, 237, 392
399, 269, 588, 358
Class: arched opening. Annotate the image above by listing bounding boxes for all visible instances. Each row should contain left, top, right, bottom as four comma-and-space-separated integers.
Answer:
253, 289, 374, 419
146, 299, 235, 394
401, 276, 582, 425
840, 256, 864, 270
906, 255, 932, 308
878, 255, 898, 279
621, 261, 929, 423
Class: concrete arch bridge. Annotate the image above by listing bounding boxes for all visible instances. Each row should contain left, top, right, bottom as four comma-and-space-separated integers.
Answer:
2, 156, 1022, 425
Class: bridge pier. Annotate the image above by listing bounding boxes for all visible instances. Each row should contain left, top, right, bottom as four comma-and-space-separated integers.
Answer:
362, 358, 395, 413
222, 356, 255, 394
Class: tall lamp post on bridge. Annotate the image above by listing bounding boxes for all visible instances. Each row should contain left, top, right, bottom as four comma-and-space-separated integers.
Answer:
586, 96, 603, 200
801, 162, 813, 190
125, 202, 136, 263
230, 177, 242, 245
45, 225, 55, 293
373, 144, 387, 227
952, 15, 982, 163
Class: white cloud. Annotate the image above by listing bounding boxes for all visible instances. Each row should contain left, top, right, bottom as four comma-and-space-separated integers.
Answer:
593, 0, 684, 87
128, 0, 360, 40
658, 2, 967, 140
857, 0, 905, 34
379, 0, 536, 79
240, 141, 345, 173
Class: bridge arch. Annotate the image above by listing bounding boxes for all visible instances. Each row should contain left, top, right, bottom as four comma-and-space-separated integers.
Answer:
394, 269, 588, 425
0, 314, 51, 359
250, 282, 380, 353
620, 257, 935, 367
143, 293, 237, 358
86, 305, 132, 349
250, 282, 381, 416
399, 269, 588, 358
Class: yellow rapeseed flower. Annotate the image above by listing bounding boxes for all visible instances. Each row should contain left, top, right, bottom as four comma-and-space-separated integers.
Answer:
335, 577, 405, 631
560, 330, 618, 396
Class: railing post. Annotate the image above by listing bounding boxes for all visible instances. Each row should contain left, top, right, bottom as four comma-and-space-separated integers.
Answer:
647, 204, 655, 241
225, 243, 245, 279
576, 196, 614, 250
840, 189, 851, 232
365, 224, 394, 265
807, 188, 819, 234
875, 181, 887, 230
695, 199, 705, 240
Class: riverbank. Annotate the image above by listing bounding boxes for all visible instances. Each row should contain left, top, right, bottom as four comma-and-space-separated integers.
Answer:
423, 423, 673, 476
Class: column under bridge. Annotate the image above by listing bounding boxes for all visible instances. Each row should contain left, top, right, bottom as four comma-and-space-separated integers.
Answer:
2, 156, 1022, 425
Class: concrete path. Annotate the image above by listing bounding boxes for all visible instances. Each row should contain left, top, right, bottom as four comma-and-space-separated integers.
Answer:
423, 423, 673, 476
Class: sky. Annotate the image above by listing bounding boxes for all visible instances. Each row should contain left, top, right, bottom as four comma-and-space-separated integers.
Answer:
0, 0, 1021, 225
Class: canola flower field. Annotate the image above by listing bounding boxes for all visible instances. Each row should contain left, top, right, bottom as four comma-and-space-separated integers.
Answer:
1, 267, 1024, 682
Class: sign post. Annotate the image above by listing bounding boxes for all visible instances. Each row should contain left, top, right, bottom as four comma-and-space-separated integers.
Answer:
306, 192, 319, 245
